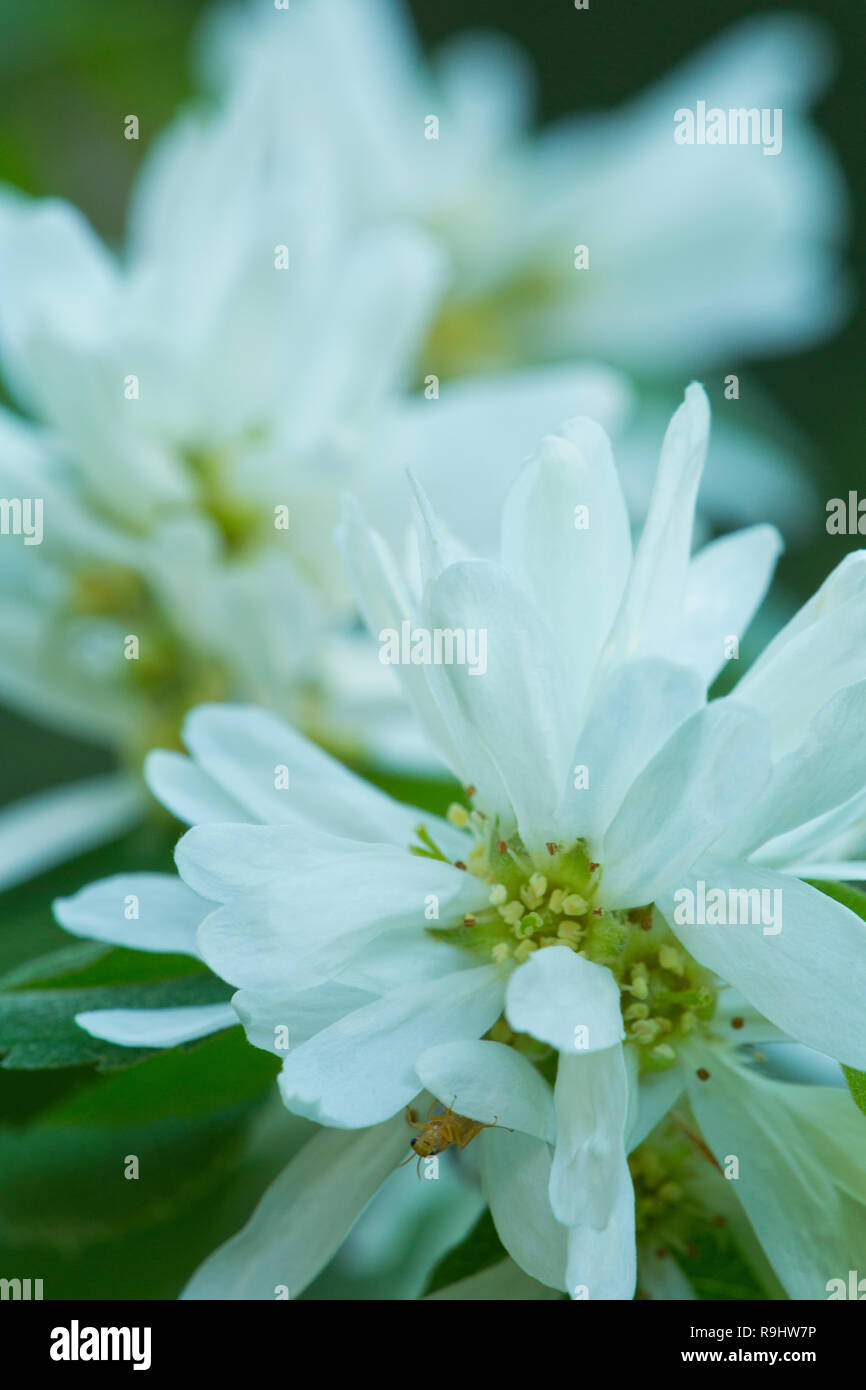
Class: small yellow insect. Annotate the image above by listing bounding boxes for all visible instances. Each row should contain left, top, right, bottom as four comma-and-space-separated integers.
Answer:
398, 1097, 511, 1177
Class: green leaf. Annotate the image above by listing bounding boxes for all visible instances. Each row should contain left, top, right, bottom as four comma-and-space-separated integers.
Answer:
422, 1207, 507, 1295
44, 1027, 280, 1126
0, 940, 113, 989
0, 972, 233, 1070
842, 1066, 866, 1115
810, 880, 866, 1117
0, 1093, 312, 1298
1, 944, 205, 992
808, 878, 866, 918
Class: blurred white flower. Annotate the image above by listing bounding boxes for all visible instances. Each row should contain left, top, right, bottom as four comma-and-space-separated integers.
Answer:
0, 1, 843, 886
0, 28, 631, 885
208, 1, 848, 376
196, 0, 842, 534
55, 387, 866, 1296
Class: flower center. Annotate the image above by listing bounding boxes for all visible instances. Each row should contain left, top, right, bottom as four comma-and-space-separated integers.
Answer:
416, 801, 717, 1072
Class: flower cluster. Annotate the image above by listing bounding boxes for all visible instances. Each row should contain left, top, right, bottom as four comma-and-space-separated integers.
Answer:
57, 387, 866, 1298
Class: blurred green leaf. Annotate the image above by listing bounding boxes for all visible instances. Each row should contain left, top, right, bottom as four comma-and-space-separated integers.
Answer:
45, 1027, 279, 1127
422, 1207, 507, 1295
0, 972, 231, 1070
811, 880, 866, 1117
2, 944, 205, 992
0, 1106, 249, 1246
0, 1093, 313, 1298
0, 939, 112, 989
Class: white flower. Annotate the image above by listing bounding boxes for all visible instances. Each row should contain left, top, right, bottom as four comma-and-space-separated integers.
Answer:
0, 23, 630, 887
208, 1, 848, 376
56, 385, 866, 1296
194, 0, 839, 540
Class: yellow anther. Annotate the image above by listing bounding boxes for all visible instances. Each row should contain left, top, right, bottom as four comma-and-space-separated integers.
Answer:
556, 921, 583, 946
446, 803, 470, 828
548, 888, 566, 915
624, 1002, 650, 1021
680, 1010, 698, 1034
492, 942, 512, 965
631, 1018, 661, 1043
659, 944, 685, 974
651, 1043, 677, 1064
561, 893, 588, 916
488, 883, 508, 906
499, 900, 524, 924
629, 974, 649, 1001
513, 938, 539, 964
540, 936, 559, 948
529, 872, 547, 898
519, 883, 542, 909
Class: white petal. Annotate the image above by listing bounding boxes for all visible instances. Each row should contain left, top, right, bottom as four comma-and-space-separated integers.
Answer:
0, 774, 146, 893
336, 497, 469, 778
660, 857, 866, 1067
505, 945, 623, 1054
556, 658, 703, 849
145, 750, 249, 825
232, 981, 378, 1055
784, 860, 866, 881
75, 1002, 236, 1048
673, 524, 783, 685
549, 1046, 630, 1228
753, 782, 866, 871
604, 384, 709, 666
54, 873, 206, 955
397, 362, 632, 562
687, 1046, 866, 1301
600, 700, 771, 907
296, 225, 446, 433
718, 679, 866, 858
0, 195, 118, 412
627, 1063, 687, 1152
415, 1038, 555, 1142
480, 1127, 568, 1292
500, 417, 631, 723
421, 559, 571, 848
181, 1115, 410, 1299
755, 1042, 844, 1088
180, 703, 424, 844
435, 29, 535, 149
425, 1258, 561, 1301
736, 552, 866, 757
714, 988, 787, 1045
566, 1163, 636, 1301
278, 965, 506, 1127
406, 472, 471, 584
190, 836, 484, 991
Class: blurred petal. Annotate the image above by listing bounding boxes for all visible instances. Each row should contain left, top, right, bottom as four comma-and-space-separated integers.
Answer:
0, 774, 145, 892
75, 1002, 236, 1048
55, 872, 205, 955
181, 1115, 410, 1299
